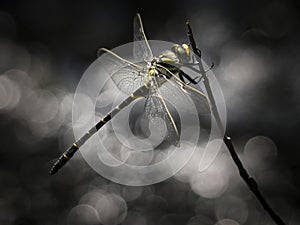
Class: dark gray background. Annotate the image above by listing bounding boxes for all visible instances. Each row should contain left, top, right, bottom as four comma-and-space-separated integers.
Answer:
0, 0, 299, 224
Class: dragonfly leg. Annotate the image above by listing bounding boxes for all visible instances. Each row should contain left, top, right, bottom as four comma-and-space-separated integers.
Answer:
179, 70, 199, 85
205, 62, 214, 73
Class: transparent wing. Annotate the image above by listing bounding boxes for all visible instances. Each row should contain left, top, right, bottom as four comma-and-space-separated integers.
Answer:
110, 64, 147, 95
156, 63, 211, 114
145, 77, 180, 147
133, 13, 153, 62
98, 48, 147, 95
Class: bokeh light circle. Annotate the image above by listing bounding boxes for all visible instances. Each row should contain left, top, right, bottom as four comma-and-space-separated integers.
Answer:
73, 40, 226, 186
67, 204, 100, 225
215, 218, 240, 225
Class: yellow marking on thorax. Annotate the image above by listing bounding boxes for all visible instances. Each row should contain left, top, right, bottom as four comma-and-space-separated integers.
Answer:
160, 57, 174, 62
63, 154, 69, 159
130, 93, 136, 99
149, 69, 155, 76
73, 143, 78, 148
101, 118, 106, 123
115, 106, 121, 110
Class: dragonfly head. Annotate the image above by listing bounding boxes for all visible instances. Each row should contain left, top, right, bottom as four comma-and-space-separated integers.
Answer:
171, 43, 191, 63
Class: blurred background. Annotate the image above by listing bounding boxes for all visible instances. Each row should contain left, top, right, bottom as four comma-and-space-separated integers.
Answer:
0, 0, 299, 224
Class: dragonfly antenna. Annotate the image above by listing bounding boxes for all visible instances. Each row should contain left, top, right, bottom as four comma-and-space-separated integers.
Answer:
186, 21, 286, 225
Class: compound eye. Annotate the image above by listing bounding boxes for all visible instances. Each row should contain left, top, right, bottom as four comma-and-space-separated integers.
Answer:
181, 43, 190, 56
171, 44, 190, 63
177, 46, 185, 55
171, 44, 180, 53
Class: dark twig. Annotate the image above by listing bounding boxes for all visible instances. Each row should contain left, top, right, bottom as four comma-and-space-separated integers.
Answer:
186, 21, 286, 225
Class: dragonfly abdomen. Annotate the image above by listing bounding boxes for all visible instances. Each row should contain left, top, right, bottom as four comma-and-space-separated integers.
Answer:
49, 84, 150, 175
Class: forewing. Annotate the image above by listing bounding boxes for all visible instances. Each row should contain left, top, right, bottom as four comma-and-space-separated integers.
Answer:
168, 77, 211, 115
133, 13, 153, 62
156, 63, 211, 114
98, 48, 147, 95
110, 65, 147, 95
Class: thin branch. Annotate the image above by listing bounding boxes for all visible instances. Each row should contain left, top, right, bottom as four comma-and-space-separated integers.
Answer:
186, 21, 286, 225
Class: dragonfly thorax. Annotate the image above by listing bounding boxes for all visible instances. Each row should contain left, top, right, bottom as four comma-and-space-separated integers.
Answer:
148, 59, 159, 77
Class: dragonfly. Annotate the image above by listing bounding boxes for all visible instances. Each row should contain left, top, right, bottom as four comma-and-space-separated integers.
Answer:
49, 13, 211, 175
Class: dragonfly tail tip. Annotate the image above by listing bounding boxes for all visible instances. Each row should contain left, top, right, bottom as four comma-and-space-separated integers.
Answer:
49, 163, 58, 175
